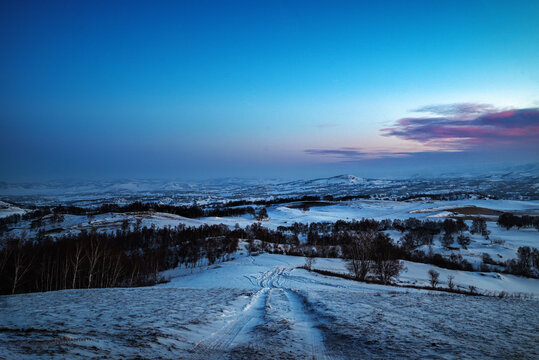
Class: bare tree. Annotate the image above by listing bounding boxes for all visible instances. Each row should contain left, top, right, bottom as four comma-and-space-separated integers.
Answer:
70, 241, 85, 289
345, 231, 374, 281
110, 253, 124, 286
10, 238, 32, 294
256, 208, 268, 221
85, 238, 103, 288
304, 248, 317, 271
428, 269, 440, 288
374, 259, 405, 284
371, 232, 405, 284
61, 254, 70, 290
0, 243, 13, 279
447, 274, 455, 290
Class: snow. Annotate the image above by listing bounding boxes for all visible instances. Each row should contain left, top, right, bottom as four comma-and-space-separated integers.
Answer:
2, 169, 537, 208
1, 187, 538, 358
0, 287, 247, 359
427, 211, 454, 218
398, 221, 539, 266
2, 252, 538, 359
161, 251, 539, 296
3, 198, 536, 273
103, 199, 532, 235
0, 201, 26, 218
305, 288, 538, 359
400, 261, 539, 295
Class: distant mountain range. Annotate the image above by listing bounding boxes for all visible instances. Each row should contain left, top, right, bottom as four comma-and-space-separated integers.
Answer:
0, 163, 537, 204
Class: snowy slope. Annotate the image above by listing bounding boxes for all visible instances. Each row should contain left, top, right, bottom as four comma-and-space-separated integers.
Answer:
0, 201, 26, 218
2, 253, 538, 359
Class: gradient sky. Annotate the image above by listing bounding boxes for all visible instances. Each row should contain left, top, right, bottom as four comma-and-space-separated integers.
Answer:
1, 0, 538, 181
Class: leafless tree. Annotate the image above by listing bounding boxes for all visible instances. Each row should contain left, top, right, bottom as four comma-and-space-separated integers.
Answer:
447, 274, 455, 290
374, 259, 405, 284
345, 231, 374, 281
110, 253, 124, 286
428, 269, 440, 288
85, 238, 103, 288
10, 238, 32, 294
371, 232, 405, 284
70, 241, 85, 289
304, 248, 317, 271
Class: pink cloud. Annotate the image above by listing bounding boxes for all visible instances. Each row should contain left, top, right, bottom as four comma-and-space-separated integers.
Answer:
382, 105, 539, 151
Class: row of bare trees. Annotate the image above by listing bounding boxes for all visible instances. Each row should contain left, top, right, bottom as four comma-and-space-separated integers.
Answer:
0, 224, 240, 295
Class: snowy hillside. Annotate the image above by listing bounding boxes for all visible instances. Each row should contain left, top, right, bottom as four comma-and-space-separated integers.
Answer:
1, 172, 538, 359
1, 253, 538, 359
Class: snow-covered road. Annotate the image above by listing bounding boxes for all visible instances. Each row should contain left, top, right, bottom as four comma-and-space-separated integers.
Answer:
192, 264, 332, 359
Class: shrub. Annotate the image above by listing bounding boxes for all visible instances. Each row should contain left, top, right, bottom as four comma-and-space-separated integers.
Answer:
457, 234, 471, 249
441, 233, 454, 249
447, 275, 455, 290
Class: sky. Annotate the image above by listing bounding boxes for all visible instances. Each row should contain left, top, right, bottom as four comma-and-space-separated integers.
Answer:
1, 0, 538, 181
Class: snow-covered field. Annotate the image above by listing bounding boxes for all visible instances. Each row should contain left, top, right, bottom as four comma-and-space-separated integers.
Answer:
1, 174, 538, 359
3, 198, 536, 278
160, 253, 539, 297
0, 200, 26, 218
2, 253, 538, 359
4, 198, 538, 236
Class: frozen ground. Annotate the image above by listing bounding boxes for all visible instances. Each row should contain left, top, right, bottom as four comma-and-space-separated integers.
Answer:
2, 253, 538, 359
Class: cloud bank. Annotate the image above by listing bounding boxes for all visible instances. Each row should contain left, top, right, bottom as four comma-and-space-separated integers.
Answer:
306, 103, 538, 162
382, 105, 539, 151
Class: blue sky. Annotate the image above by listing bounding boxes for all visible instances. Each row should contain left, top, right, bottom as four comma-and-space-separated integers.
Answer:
1, 0, 538, 181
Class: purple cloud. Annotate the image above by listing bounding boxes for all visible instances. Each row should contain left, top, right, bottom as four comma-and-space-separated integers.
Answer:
382, 105, 539, 151
305, 148, 364, 157
306, 104, 538, 163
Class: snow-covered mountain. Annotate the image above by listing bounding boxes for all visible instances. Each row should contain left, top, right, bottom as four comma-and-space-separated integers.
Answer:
299, 174, 366, 186
1, 165, 538, 206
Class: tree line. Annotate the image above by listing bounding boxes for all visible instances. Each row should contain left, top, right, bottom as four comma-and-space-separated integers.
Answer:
497, 213, 539, 230
0, 224, 242, 295
2, 214, 538, 295
0, 202, 272, 234
274, 217, 538, 277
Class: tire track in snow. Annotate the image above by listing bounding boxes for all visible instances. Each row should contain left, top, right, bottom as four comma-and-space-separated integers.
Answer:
192, 264, 333, 359
280, 288, 332, 360
191, 288, 269, 359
